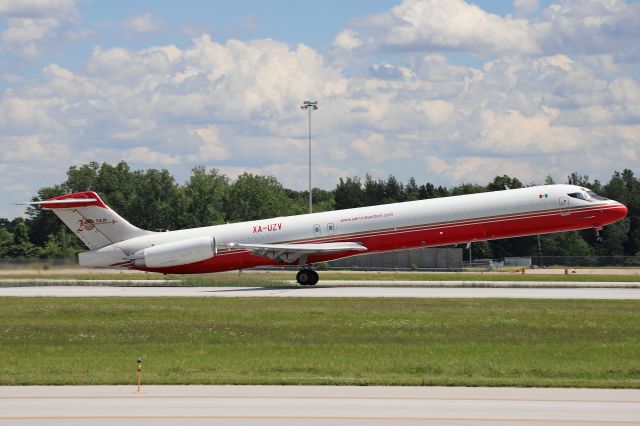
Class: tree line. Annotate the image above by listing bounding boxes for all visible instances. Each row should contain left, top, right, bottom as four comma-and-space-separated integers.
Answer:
0, 161, 638, 261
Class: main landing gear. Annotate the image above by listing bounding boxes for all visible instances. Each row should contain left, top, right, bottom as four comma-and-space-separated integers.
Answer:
296, 268, 319, 286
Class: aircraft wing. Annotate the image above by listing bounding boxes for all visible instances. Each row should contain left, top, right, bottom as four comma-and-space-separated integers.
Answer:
228, 242, 367, 263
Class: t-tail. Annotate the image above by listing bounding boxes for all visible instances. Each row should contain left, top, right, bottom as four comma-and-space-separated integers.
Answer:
25, 191, 152, 250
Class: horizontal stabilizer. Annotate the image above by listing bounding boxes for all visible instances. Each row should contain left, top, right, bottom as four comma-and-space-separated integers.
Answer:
20, 198, 98, 206
229, 241, 367, 263
17, 192, 106, 210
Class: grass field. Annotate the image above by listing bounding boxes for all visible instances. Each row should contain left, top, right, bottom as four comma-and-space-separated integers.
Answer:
1, 297, 639, 387
1, 270, 640, 285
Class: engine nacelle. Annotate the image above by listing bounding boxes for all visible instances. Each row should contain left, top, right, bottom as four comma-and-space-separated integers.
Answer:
130, 236, 216, 268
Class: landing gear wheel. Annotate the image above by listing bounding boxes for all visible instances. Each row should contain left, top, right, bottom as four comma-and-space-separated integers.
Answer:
594, 227, 604, 243
309, 270, 319, 285
296, 270, 311, 285
296, 269, 319, 286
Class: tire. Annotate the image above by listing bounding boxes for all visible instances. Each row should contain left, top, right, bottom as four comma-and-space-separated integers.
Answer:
296, 270, 311, 285
309, 270, 319, 286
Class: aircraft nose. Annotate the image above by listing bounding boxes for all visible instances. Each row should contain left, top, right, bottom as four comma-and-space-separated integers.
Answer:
598, 202, 628, 227
612, 202, 628, 221
619, 202, 628, 217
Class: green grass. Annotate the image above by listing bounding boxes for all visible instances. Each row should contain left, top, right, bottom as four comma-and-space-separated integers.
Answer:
1, 297, 639, 387
1, 270, 640, 285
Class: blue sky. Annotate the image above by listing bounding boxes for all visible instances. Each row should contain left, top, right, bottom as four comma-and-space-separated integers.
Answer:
1, 0, 639, 218
78, 1, 413, 48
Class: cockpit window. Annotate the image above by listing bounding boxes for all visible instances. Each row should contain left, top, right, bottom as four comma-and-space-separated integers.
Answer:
568, 190, 608, 202
568, 192, 590, 201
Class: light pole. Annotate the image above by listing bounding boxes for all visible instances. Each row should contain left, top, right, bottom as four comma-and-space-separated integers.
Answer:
300, 101, 318, 214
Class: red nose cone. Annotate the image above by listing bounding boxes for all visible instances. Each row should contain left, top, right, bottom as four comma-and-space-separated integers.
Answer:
617, 203, 629, 219
599, 202, 628, 227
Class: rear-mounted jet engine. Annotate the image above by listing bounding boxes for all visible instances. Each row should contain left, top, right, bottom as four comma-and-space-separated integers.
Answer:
127, 236, 216, 268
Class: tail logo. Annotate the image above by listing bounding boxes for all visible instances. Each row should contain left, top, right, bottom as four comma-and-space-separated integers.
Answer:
77, 219, 95, 232
76, 218, 119, 232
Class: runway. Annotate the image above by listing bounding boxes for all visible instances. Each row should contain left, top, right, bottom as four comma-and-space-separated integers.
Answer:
1, 385, 638, 426
2, 284, 640, 299
4, 278, 639, 287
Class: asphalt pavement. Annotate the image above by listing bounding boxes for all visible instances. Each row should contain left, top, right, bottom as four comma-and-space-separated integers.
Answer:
2, 284, 640, 298
2, 385, 639, 426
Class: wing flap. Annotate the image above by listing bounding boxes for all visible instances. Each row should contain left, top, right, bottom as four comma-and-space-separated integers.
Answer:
229, 242, 367, 263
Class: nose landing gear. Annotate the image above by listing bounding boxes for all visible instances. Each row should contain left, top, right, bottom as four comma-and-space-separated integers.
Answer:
296, 269, 319, 286
594, 226, 604, 243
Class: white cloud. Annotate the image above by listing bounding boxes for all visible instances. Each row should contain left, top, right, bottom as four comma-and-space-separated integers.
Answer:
474, 109, 584, 154
86, 46, 174, 80
334, 0, 540, 55
350, 131, 411, 162
0, 0, 75, 17
369, 63, 414, 81
514, 0, 540, 18
334, 0, 640, 60
124, 12, 165, 33
540, 54, 574, 72
123, 147, 181, 165
425, 155, 536, 184
1, 43, 635, 190
0, 0, 79, 58
535, 0, 640, 59
421, 100, 455, 125
424, 156, 449, 175
332, 29, 363, 52
217, 163, 356, 191
187, 126, 230, 161
0, 96, 64, 134
0, 36, 353, 202
1, 9, 640, 217
610, 77, 640, 105
0, 134, 70, 162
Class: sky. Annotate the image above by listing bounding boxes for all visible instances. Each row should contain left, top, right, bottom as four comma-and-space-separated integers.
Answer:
1, 0, 639, 218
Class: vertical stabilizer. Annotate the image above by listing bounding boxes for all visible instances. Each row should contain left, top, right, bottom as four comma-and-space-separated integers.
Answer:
28, 191, 152, 249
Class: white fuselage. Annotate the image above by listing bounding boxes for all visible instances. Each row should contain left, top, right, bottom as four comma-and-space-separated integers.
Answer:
80, 184, 627, 273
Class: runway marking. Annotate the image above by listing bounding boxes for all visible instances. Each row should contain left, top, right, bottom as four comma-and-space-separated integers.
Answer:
1, 415, 638, 424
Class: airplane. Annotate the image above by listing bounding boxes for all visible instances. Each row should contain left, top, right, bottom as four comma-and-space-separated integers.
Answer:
25, 184, 627, 285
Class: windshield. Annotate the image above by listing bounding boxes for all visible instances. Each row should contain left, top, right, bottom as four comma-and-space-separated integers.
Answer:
586, 190, 607, 201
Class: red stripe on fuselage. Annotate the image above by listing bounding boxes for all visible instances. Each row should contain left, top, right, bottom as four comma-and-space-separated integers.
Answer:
137, 203, 627, 275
